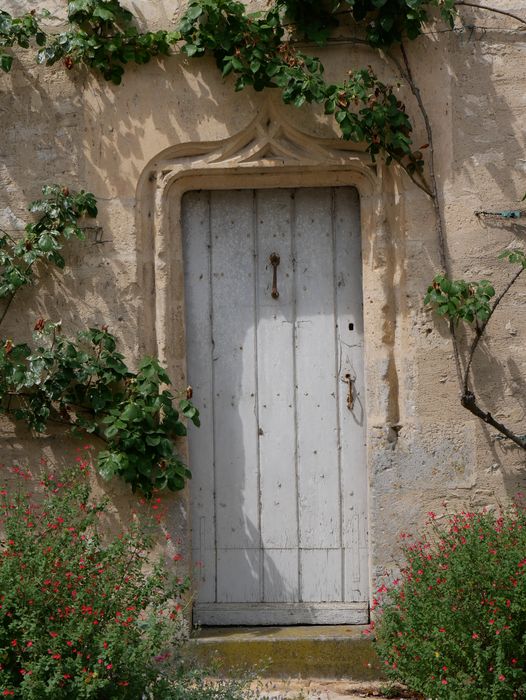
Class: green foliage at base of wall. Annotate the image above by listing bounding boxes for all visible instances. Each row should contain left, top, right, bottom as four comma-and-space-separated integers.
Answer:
0, 463, 190, 697
373, 505, 526, 698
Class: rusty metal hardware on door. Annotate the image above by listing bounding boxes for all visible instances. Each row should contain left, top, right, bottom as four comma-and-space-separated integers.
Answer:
343, 373, 355, 411
269, 252, 280, 299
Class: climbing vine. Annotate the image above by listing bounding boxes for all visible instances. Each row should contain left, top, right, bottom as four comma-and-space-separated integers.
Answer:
277, 0, 457, 46
425, 249, 526, 450
0, 0, 456, 188
0, 187, 198, 497
179, 0, 426, 182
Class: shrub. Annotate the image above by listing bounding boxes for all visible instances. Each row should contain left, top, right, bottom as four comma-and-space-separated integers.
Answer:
373, 503, 526, 699
0, 458, 191, 698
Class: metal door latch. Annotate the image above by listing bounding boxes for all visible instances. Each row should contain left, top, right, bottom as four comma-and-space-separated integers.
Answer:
343, 372, 355, 411
269, 252, 280, 299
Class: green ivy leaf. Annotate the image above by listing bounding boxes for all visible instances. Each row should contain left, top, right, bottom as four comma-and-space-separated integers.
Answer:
0, 53, 13, 72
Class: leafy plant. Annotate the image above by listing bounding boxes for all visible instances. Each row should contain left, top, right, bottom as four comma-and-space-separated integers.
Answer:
373, 503, 526, 699
0, 461, 189, 698
0, 9, 45, 73
179, 1, 425, 181
0, 0, 456, 181
424, 251, 526, 448
498, 248, 526, 268
38, 0, 180, 84
424, 274, 496, 324
0, 323, 198, 497
0, 185, 97, 305
0, 186, 198, 496
277, 0, 457, 47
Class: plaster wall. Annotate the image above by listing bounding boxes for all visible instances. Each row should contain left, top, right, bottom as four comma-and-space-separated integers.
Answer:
1, 0, 526, 593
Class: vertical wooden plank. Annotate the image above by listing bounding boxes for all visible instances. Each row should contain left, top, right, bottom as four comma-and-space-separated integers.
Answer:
301, 549, 342, 602
294, 188, 342, 603
217, 550, 261, 603
263, 549, 299, 603
210, 189, 262, 604
182, 191, 216, 603
255, 189, 299, 603
333, 187, 369, 602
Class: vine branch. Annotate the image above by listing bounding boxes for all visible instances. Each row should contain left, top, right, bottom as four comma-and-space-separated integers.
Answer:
463, 266, 524, 395
391, 43, 464, 392
461, 393, 526, 449
455, 2, 526, 26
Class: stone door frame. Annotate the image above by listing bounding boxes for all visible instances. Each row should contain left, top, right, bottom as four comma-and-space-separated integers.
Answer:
135, 97, 400, 603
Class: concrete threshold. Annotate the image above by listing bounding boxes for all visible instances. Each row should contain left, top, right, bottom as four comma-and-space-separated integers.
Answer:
187, 625, 383, 680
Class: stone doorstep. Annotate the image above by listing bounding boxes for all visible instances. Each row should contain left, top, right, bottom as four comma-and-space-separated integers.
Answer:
187, 625, 384, 681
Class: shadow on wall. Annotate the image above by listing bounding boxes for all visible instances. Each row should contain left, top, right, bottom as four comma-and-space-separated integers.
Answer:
403, 20, 526, 497
449, 26, 526, 200
452, 23, 526, 490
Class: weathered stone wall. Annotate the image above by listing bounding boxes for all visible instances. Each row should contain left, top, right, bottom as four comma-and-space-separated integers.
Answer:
1, 0, 526, 592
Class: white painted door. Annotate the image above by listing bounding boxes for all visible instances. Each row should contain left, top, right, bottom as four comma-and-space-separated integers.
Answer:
183, 187, 368, 626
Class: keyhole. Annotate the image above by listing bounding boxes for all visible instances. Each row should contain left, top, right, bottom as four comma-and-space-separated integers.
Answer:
348, 323, 354, 331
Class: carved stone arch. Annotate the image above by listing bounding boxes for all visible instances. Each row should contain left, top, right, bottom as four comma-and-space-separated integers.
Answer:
136, 97, 385, 391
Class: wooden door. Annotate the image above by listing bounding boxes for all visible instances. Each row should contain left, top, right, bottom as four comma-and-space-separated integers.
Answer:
183, 187, 368, 626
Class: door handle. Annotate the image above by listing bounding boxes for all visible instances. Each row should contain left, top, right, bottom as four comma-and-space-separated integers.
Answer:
343, 373, 355, 411
269, 252, 280, 299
